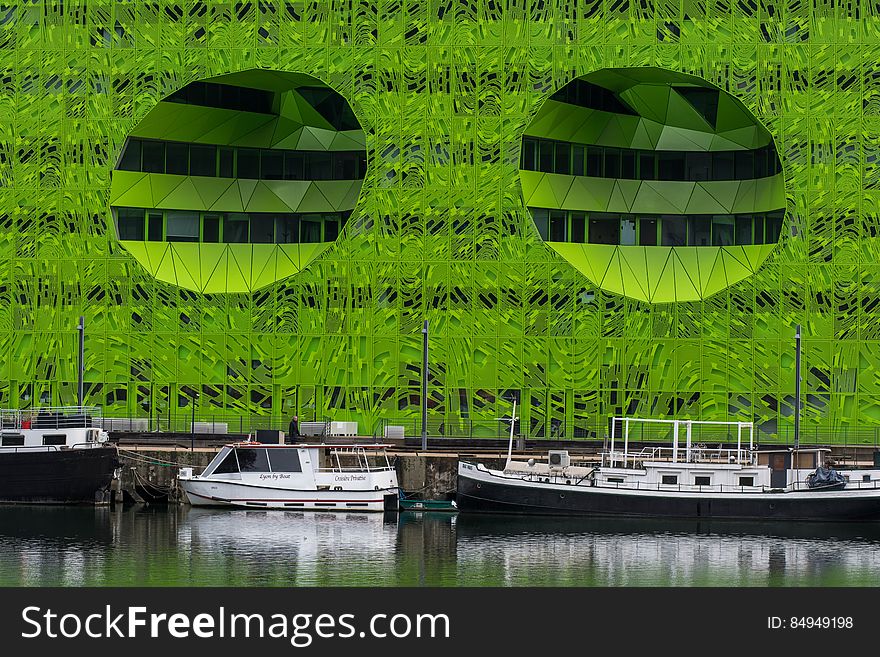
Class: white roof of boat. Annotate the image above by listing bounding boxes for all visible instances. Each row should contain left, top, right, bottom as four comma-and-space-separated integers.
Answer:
225, 442, 393, 449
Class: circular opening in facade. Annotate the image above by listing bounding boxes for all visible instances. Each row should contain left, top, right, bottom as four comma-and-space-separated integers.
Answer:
519, 67, 786, 303
110, 69, 366, 293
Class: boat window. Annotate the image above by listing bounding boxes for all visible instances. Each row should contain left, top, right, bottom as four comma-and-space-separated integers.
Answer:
211, 449, 240, 475
863, 474, 871, 483
661, 475, 678, 485
268, 448, 303, 473
738, 476, 754, 487
607, 477, 624, 483
42, 434, 67, 446
694, 476, 711, 486
1, 434, 25, 447
235, 448, 271, 473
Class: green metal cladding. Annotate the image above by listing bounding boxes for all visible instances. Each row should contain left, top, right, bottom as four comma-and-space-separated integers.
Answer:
1, 1, 879, 441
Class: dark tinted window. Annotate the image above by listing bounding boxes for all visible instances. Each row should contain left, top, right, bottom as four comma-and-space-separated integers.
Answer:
190, 145, 217, 177
661, 216, 687, 246
539, 141, 553, 172
42, 434, 67, 446
203, 215, 220, 243
118, 139, 141, 171
224, 214, 249, 243
570, 213, 585, 243
142, 141, 165, 173
236, 448, 271, 473
554, 142, 570, 175
300, 216, 322, 243
211, 449, 239, 474
309, 153, 332, 179
250, 215, 275, 243
261, 150, 284, 180
148, 213, 163, 241
1, 434, 25, 447
639, 218, 657, 246
275, 216, 299, 243
571, 145, 585, 176
237, 149, 260, 178
658, 152, 684, 180
688, 215, 712, 247
589, 215, 619, 245
165, 142, 188, 175
521, 139, 536, 170
219, 148, 234, 178
117, 208, 145, 240
268, 448, 303, 473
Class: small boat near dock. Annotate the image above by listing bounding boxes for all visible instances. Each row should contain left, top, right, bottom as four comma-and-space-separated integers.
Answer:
456, 418, 880, 521
179, 442, 399, 512
0, 406, 119, 504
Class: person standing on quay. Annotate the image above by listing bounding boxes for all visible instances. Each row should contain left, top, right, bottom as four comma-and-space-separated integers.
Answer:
288, 415, 300, 443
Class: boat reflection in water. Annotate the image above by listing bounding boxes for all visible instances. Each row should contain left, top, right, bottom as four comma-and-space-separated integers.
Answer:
2, 507, 880, 586
453, 515, 880, 586
178, 508, 399, 585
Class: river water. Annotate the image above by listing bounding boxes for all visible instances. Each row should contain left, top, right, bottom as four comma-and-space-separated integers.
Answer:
1, 506, 879, 586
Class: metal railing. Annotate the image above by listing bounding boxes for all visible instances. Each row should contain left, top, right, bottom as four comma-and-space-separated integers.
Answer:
0, 406, 103, 430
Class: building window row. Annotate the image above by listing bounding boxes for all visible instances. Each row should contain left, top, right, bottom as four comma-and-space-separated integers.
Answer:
166, 81, 275, 115
521, 137, 782, 182
549, 79, 639, 116
115, 207, 351, 244
530, 207, 785, 246
117, 138, 368, 181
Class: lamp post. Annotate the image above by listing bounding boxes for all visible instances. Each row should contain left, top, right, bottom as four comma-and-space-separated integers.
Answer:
77, 316, 85, 408
191, 391, 198, 451
794, 324, 801, 450
421, 320, 429, 451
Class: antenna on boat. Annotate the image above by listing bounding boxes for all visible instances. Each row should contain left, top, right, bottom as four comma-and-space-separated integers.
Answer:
794, 324, 801, 450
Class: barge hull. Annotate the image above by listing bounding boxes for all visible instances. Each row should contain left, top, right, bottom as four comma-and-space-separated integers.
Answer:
456, 469, 880, 521
0, 447, 118, 504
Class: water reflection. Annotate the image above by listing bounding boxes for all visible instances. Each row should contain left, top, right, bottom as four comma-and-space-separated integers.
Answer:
0, 507, 879, 586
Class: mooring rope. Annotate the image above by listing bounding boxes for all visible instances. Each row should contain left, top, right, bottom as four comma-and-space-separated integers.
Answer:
117, 448, 197, 469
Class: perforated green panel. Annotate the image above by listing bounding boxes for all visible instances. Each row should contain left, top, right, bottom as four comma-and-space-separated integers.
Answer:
0, 2, 876, 441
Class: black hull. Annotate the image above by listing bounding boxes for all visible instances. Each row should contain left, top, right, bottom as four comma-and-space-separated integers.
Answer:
0, 447, 118, 504
456, 471, 880, 522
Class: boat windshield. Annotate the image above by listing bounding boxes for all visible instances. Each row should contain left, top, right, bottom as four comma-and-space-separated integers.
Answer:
203, 446, 304, 476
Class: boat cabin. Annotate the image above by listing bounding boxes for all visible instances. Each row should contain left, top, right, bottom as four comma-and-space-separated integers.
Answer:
0, 407, 109, 453
194, 442, 396, 491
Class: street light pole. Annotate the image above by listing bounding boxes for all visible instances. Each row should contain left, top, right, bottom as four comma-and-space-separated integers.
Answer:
794, 324, 801, 450
77, 316, 85, 408
421, 320, 429, 451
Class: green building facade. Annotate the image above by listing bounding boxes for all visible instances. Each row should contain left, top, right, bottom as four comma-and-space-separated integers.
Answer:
0, 1, 877, 442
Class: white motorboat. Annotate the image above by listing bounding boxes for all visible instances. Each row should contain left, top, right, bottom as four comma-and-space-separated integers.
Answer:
178, 442, 399, 512
0, 406, 119, 503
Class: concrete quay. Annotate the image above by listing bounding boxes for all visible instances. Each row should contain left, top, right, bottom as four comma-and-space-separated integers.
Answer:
110, 439, 880, 506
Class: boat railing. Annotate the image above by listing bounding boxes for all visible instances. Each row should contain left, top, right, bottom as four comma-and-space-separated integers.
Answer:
0, 442, 105, 454
499, 469, 880, 493
0, 406, 103, 430
319, 445, 394, 473
602, 445, 757, 468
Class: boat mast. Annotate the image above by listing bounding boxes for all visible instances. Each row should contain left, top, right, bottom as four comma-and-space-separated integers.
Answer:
504, 398, 517, 469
